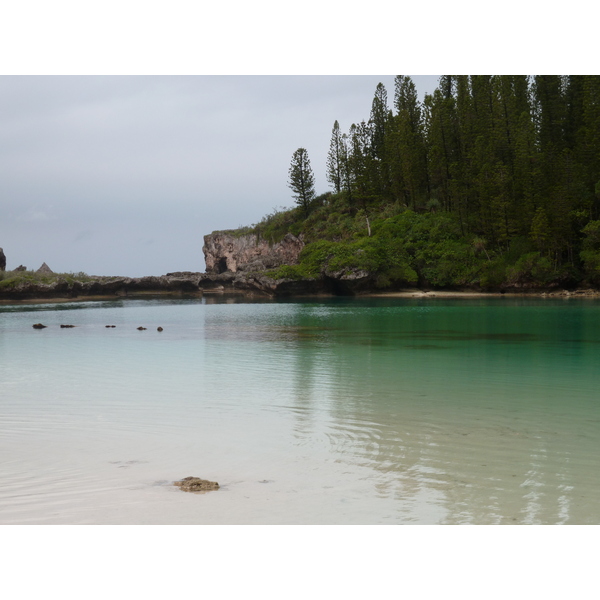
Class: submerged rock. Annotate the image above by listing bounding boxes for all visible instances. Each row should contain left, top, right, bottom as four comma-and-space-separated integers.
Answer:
174, 476, 219, 493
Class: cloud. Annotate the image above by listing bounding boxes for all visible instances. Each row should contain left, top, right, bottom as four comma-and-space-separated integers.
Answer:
72, 229, 93, 242
16, 206, 56, 222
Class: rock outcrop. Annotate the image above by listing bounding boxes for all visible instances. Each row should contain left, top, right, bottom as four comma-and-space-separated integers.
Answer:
36, 262, 54, 274
0, 274, 203, 300
200, 230, 384, 296
174, 476, 219, 493
203, 232, 304, 275
0, 248, 5, 271
198, 270, 327, 296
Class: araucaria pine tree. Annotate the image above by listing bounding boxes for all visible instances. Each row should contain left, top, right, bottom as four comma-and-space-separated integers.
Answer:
288, 147, 316, 215
326, 120, 343, 193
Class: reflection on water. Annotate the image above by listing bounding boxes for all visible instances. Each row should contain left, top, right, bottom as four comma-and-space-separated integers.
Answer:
1, 296, 600, 524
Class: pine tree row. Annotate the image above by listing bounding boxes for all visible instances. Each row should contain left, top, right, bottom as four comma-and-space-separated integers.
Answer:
322, 75, 600, 271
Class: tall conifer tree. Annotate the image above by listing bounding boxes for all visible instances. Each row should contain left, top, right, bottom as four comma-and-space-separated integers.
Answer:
326, 120, 343, 193
288, 148, 316, 216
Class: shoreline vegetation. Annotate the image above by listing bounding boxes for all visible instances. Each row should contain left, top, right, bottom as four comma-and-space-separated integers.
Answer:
0, 270, 203, 304
201, 75, 600, 297
2, 267, 600, 305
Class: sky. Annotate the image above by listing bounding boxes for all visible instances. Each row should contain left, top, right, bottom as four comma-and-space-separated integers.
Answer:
0, 75, 440, 276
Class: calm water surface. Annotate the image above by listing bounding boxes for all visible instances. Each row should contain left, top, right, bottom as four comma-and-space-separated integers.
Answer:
1, 296, 599, 524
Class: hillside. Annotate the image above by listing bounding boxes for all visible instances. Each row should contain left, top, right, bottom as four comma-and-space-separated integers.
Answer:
205, 76, 600, 294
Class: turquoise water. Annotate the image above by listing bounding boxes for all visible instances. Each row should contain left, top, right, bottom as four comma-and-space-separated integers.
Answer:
1, 296, 599, 524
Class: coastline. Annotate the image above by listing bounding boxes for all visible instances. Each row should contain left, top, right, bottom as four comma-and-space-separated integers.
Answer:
3, 267, 600, 306
363, 288, 600, 299
0, 272, 203, 304
3, 282, 600, 306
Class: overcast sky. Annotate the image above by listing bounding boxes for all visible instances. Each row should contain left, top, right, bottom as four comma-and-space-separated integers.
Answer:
0, 75, 439, 276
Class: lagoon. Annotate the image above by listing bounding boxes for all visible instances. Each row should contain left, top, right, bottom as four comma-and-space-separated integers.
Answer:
1, 296, 599, 524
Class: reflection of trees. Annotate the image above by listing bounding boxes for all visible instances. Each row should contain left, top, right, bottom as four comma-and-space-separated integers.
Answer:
289, 335, 318, 440
282, 299, 600, 524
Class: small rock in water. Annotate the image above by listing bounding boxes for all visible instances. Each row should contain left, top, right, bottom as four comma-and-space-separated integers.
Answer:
157, 327, 163, 332
32, 323, 47, 329
174, 476, 219, 493
105, 325, 116, 328
60, 324, 76, 328
137, 326, 147, 330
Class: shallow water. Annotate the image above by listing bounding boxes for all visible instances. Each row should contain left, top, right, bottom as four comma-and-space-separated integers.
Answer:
1, 295, 599, 524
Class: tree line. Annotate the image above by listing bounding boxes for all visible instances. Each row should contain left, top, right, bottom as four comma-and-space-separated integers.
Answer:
288, 76, 600, 279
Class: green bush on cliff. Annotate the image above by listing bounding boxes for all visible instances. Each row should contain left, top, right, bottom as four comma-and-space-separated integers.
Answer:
239, 198, 585, 290
266, 264, 310, 280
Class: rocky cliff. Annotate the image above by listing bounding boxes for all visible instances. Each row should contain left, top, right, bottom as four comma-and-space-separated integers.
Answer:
200, 230, 380, 296
203, 232, 304, 274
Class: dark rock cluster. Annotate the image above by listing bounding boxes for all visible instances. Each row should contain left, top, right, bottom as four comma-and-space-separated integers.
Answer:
197, 269, 376, 297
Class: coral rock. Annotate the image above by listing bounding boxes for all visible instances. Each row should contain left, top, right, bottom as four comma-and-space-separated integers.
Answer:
174, 477, 219, 493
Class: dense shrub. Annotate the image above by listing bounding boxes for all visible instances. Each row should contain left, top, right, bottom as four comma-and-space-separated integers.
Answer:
580, 221, 600, 284
238, 200, 588, 290
505, 252, 556, 286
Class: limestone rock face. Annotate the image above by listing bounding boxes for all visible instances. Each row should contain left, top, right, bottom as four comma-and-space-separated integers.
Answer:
203, 232, 304, 275
198, 271, 327, 297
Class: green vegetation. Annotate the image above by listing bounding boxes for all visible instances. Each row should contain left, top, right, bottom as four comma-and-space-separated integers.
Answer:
248, 76, 600, 289
0, 270, 94, 290
261, 204, 577, 289
288, 147, 316, 216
